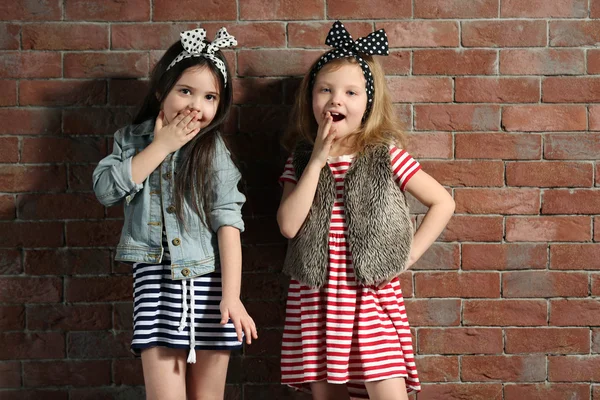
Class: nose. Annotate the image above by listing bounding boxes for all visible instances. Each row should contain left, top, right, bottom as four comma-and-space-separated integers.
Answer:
329, 92, 342, 106
188, 96, 202, 113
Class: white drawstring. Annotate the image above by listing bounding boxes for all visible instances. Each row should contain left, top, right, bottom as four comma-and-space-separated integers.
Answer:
177, 279, 188, 332
186, 278, 197, 363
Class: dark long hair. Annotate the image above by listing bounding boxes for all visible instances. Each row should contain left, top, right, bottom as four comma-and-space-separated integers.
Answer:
134, 40, 234, 227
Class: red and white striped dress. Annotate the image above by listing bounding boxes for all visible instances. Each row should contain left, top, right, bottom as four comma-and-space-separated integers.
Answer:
279, 145, 422, 398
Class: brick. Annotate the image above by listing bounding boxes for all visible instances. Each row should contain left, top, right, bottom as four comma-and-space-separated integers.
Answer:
113, 302, 133, 331
595, 275, 600, 296
419, 328, 503, 355
17, 193, 104, 220
240, 0, 321, 20
545, 134, 600, 160
0, 306, 25, 331
111, 23, 195, 49
503, 271, 589, 297
0, 52, 61, 79
411, 243, 459, 270
505, 384, 590, 400
0, 277, 62, 303
464, 300, 547, 326
241, 273, 288, 301
438, 216, 503, 242
0, 222, 64, 248
232, 78, 284, 105
0, 137, 18, 163
456, 133, 541, 160
69, 387, 145, 400
239, 106, 291, 140
549, 356, 600, 381
551, 21, 600, 46
595, 329, 600, 353
0, 0, 61, 20
500, 49, 585, 75
108, 79, 148, 106
328, 0, 409, 18
0, 249, 21, 275
66, 220, 122, 247
0, 361, 21, 388
421, 161, 504, 187
0, 108, 61, 135
588, 49, 600, 74
456, 77, 539, 103
415, 105, 500, 131
66, 276, 132, 302
377, 51, 410, 76
242, 245, 287, 273
591, 106, 600, 131
415, 356, 459, 382
0, 390, 68, 400
414, 50, 496, 75
550, 244, 600, 270
404, 299, 460, 326
24, 360, 111, 387
19, 80, 106, 107
507, 328, 590, 354
24, 249, 111, 275
507, 161, 592, 187
415, 272, 499, 298
398, 272, 413, 297
377, 21, 459, 47
0, 80, 17, 106
543, 190, 600, 215
209, 22, 286, 48
504, 105, 586, 132
113, 359, 144, 385
244, 301, 286, 327
595, 216, 600, 242
0, 332, 65, 360
463, 244, 547, 271
406, 132, 452, 159
22, 137, 107, 164
0, 195, 15, 221
0, 24, 20, 50
419, 384, 503, 400
66, 0, 150, 21
22, 24, 108, 50
63, 107, 136, 135
463, 20, 546, 47
502, 0, 587, 17
0, 165, 66, 192
462, 355, 546, 382
415, 0, 499, 18
27, 304, 112, 331
288, 22, 372, 48
544, 78, 600, 103
387, 77, 452, 103
550, 299, 600, 326
245, 329, 283, 357
238, 50, 322, 77
455, 188, 540, 214
64, 52, 148, 79
68, 331, 131, 359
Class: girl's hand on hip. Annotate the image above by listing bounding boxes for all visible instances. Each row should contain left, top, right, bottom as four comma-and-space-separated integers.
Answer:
153, 109, 202, 154
220, 298, 258, 345
309, 111, 337, 168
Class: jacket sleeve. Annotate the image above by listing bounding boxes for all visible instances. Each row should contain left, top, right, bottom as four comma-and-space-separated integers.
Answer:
209, 134, 246, 232
92, 128, 144, 207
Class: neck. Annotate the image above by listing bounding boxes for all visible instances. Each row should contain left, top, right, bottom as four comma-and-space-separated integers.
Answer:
329, 135, 357, 157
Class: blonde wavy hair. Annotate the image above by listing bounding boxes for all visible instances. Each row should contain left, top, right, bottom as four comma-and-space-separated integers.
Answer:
282, 55, 407, 153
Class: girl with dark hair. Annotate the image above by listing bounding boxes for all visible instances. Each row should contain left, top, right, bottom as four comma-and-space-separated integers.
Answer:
93, 27, 257, 399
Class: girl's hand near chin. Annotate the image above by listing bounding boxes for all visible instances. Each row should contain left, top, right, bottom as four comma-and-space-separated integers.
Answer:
153, 109, 202, 154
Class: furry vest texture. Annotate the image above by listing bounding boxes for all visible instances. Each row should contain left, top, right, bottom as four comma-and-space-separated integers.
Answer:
283, 141, 414, 288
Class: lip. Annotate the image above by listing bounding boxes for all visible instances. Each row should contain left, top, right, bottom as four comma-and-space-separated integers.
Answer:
326, 110, 346, 122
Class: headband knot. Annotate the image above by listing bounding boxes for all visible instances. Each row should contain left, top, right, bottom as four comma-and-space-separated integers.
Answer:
167, 27, 237, 86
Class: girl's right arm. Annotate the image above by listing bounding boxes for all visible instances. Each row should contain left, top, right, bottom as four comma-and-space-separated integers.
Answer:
277, 112, 335, 239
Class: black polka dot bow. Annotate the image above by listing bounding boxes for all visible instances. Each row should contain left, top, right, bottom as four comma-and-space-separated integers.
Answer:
311, 21, 389, 115
167, 27, 237, 87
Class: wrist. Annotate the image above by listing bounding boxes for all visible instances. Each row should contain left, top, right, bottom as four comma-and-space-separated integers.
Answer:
147, 141, 173, 158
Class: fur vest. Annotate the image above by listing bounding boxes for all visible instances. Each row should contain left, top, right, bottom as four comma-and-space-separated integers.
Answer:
283, 141, 414, 288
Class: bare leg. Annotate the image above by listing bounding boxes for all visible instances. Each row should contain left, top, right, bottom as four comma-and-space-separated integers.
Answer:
141, 347, 187, 400
364, 378, 409, 400
186, 349, 231, 400
310, 381, 351, 400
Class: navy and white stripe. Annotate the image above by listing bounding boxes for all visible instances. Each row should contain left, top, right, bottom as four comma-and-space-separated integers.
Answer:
131, 262, 242, 354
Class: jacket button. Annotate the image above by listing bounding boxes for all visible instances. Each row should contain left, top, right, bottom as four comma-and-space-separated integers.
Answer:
163, 172, 172, 180
172, 238, 181, 246
181, 268, 190, 277
167, 205, 176, 214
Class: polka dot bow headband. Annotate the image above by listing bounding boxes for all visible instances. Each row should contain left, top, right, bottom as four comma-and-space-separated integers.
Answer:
310, 21, 389, 114
167, 27, 237, 87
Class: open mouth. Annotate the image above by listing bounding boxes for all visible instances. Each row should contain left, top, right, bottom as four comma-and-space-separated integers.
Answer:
330, 112, 346, 122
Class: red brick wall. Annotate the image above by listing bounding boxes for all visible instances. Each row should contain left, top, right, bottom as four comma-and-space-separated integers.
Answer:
1, 1, 599, 399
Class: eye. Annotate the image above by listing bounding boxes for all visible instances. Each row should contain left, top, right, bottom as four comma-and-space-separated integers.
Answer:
180, 88, 191, 95
320, 87, 330, 93
205, 94, 216, 101
347, 90, 357, 96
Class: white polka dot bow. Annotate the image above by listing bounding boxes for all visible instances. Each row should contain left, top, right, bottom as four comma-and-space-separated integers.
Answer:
311, 21, 389, 115
167, 27, 237, 87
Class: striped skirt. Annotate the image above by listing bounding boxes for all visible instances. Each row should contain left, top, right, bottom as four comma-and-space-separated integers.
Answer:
131, 262, 242, 359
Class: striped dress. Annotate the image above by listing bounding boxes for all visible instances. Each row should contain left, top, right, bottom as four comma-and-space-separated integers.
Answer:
279, 146, 422, 398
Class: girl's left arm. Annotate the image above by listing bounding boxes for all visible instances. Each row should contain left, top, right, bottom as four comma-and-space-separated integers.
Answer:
218, 226, 258, 345
404, 169, 455, 266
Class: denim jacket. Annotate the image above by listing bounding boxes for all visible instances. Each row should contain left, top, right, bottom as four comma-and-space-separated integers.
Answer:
92, 119, 245, 280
